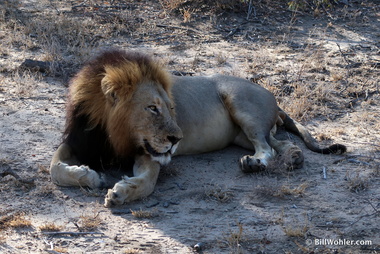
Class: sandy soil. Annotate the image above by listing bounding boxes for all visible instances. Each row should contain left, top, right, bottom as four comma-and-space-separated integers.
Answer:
0, 0, 379, 253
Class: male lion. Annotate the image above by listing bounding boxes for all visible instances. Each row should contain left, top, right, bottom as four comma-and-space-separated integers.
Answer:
50, 49, 346, 207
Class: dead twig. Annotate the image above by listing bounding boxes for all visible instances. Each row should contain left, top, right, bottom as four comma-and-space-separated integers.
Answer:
333, 155, 379, 165
156, 24, 200, 34
347, 159, 370, 166
0, 164, 35, 185
171, 70, 195, 76
347, 199, 380, 227
336, 43, 352, 66
347, 211, 379, 227
19, 59, 51, 73
322, 167, 327, 179
41, 231, 105, 236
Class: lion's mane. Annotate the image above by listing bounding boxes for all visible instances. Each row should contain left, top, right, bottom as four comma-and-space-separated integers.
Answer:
63, 49, 172, 170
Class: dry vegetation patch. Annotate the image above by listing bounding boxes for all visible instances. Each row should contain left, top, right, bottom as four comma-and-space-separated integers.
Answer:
130, 208, 158, 219
0, 212, 32, 230
38, 222, 62, 232
254, 179, 309, 198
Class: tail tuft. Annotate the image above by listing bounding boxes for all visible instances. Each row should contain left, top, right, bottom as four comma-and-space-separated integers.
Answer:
322, 144, 347, 155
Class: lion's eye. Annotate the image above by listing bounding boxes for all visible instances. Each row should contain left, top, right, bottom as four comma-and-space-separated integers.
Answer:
147, 105, 159, 114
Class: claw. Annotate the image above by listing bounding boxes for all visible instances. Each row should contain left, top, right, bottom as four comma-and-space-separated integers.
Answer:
240, 155, 267, 173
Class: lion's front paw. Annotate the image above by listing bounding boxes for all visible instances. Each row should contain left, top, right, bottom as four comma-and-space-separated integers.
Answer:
240, 155, 267, 173
104, 188, 124, 207
104, 179, 137, 208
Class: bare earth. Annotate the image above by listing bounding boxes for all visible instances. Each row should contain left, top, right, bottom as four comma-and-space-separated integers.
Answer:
0, 0, 379, 253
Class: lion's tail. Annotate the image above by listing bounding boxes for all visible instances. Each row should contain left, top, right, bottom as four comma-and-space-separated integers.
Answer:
279, 109, 347, 154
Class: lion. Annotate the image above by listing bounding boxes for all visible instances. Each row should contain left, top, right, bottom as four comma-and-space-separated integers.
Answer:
50, 49, 346, 207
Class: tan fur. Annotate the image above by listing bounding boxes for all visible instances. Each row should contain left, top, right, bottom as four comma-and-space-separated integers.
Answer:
50, 49, 346, 207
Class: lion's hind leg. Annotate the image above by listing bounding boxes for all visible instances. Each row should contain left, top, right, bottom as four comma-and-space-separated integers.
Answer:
231, 120, 276, 173
235, 131, 275, 173
225, 102, 277, 172
50, 143, 104, 189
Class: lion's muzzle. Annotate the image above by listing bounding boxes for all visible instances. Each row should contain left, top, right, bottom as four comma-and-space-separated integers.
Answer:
143, 133, 182, 165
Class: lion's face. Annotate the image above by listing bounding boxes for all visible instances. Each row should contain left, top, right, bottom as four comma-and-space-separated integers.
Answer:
103, 78, 183, 165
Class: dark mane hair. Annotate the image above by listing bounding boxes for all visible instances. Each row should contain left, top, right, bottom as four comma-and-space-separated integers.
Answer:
62, 49, 171, 171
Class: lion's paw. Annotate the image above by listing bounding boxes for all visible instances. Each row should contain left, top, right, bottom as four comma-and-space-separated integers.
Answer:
240, 155, 267, 173
284, 147, 304, 170
51, 163, 104, 189
104, 179, 137, 207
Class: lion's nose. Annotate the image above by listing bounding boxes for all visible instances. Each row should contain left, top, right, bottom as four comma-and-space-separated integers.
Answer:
167, 135, 181, 145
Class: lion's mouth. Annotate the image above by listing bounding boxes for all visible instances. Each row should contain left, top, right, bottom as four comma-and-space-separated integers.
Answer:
143, 140, 170, 157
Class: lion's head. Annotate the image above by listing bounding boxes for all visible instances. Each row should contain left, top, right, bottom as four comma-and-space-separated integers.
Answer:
66, 49, 183, 165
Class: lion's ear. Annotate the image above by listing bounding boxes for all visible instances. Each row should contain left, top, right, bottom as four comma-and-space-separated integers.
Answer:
101, 75, 118, 106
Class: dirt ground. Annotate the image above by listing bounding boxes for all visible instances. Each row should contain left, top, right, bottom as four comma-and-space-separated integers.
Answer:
0, 0, 379, 253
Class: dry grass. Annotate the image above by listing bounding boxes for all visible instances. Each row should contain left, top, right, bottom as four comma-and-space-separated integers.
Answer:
6, 213, 32, 229
0, 0, 144, 78
39, 222, 62, 232
130, 209, 157, 219
0, 213, 32, 230
37, 164, 50, 174
78, 213, 102, 231
79, 186, 105, 197
159, 0, 184, 12
124, 249, 141, 254
254, 179, 308, 198
224, 222, 244, 254
345, 171, 369, 193
280, 182, 309, 197
283, 223, 309, 237
52, 247, 68, 253
216, 53, 228, 66
1, 0, 375, 124
282, 213, 309, 238
9, 70, 42, 97
0, 234, 6, 245
205, 185, 233, 203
